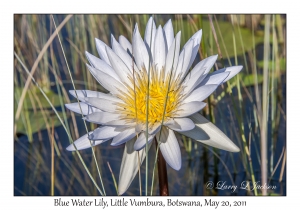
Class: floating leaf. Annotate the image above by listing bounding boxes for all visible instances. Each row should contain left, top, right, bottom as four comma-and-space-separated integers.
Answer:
15, 110, 64, 135
14, 86, 62, 110
240, 73, 264, 87
175, 19, 264, 58
257, 58, 286, 71
14, 86, 66, 138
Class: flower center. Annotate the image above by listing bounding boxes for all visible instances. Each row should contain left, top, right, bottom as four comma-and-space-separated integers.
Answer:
118, 68, 184, 126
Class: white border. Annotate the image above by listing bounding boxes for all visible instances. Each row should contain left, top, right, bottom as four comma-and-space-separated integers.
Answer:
3, 0, 297, 209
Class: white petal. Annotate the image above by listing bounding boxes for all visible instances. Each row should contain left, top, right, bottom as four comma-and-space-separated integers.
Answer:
198, 54, 218, 75
133, 24, 150, 71
66, 132, 107, 151
118, 138, 151, 195
111, 35, 138, 74
86, 64, 127, 94
199, 72, 230, 86
183, 54, 218, 94
149, 123, 161, 135
144, 17, 156, 60
187, 44, 200, 71
183, 84, 219, 103
90, 126, 122, 140
193, 54, 219, 75
84, 112, 120, 124
209, 65, 243, 83
178, 121, 210, 140
163, 19, 174, 50
85, 97, 122, 112
174, 49, 184, 77
191, 30, 202, 45
69, 90, 120, 103
95, 38, 111, 66
165, 31, 181, 80
65, 102, 101, 115
68, 90, 101, 102
134, 123, 144, 133
174, 101, 206, 117
85, 51, 120, 81
163, 118, 176, 126
186, 30, 202, 71
111, 127, 136, 146
103, 120, 135, 128
119, 35, 132, 55
105, 45, 133, 87
158, 127, 181, 170
166, 118, 195, 132
178, 40, 194, 80
134, 132, 154, 151
179, 113, 240, 152
153, 26, 167, 71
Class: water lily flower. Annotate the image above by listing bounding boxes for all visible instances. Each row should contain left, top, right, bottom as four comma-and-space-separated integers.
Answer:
65, 17, 242, 195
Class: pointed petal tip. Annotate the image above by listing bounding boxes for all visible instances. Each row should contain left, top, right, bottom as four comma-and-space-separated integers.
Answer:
85, 63, 91, 68
85, 51, 93, 66
110, 142, 117, 146
228, 65, 243, 72
134, 23, 139, 31
216, 142, 240, 153
186, 114, 241, 153
222, 65, 244, 83
95, 37, 100, 43
193, 29, 202, 37
65, 103, 71, 109
146, 16, 155, 26
166, 158, 182, 171
236, 65, 243, 71
66, 144, 73, 151
118, 187, 127, 196
228, 144, 240, 152
170, 161, 182, 171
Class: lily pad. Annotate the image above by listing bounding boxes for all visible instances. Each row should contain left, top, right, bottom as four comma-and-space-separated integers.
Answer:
14, 86, 66, 139
15, 110, 65, 135
174, 18, 264, 58
240, 73, 264, 87
257, 58, 286, 71
14, 86, 62, 110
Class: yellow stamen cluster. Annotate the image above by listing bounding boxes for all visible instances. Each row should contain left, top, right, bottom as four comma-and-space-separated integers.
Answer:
117, 67, 184, 127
